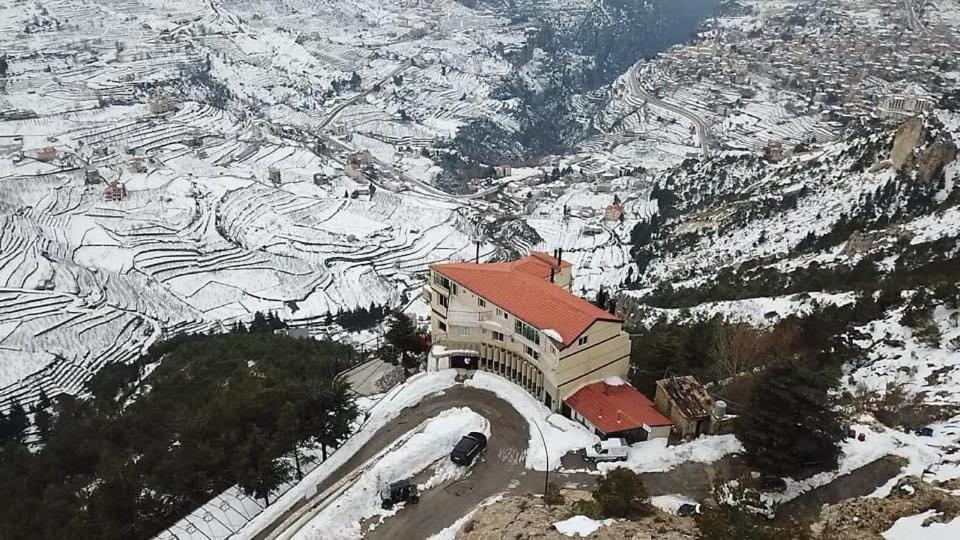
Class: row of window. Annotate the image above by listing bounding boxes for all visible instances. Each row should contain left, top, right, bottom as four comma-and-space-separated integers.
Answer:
434, 272, 592, 350
514, 319, 540, 345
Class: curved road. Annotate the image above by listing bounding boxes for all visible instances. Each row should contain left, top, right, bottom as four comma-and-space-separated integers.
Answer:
260, 387, 530, 540
903, 0, 926, 34
627, 62, 712, 159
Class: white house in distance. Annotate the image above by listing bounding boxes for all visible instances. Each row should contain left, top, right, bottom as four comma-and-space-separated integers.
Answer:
425, 250, 672, 442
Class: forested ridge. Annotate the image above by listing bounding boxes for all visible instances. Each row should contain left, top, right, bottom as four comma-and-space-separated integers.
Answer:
0, 331, 357, 540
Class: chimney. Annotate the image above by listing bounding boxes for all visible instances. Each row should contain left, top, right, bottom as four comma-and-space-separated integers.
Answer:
549, 267, 555, 283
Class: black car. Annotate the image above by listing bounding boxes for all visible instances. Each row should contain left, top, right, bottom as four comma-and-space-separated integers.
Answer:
450, 432, 487, 465
381, 480, 419, 509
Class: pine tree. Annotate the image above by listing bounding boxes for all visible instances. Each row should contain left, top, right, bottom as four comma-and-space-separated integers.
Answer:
735, 364, 841, 478
1, 401, 29, 444
385, 313, 427, 370
32, 390, 54, 441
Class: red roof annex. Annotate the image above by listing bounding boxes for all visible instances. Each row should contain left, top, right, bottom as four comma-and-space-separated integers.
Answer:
565, 380, 673, 434
431, 253, 617, 346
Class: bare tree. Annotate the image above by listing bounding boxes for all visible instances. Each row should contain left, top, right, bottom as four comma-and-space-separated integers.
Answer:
708, 323, 765, 379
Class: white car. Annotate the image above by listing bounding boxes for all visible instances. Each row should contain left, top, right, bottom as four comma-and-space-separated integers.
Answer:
584, 438, 628, 462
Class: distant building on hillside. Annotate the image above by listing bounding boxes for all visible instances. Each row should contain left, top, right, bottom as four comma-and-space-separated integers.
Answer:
128, 158, 147, 173
105, 180, 127, 201
878, 85, 936, 120
84, 167, 102, 184
149, 96, 179, 115
765, 140, 784, 161
36, 147, 58, 162
604, 203, 624, 222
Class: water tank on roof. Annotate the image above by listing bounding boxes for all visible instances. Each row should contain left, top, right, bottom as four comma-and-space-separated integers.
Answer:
713, 400, 727, 419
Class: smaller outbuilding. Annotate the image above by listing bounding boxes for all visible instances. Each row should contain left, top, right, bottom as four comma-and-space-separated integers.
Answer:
654, 375, 733, 439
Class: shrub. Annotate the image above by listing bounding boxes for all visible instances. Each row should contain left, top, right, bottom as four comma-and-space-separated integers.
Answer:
569, 499, 603, 520
543, 482, 564, 506
592, 467, 653, 519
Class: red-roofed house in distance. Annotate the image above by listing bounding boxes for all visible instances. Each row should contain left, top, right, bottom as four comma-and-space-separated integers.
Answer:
425, 250, 671, 440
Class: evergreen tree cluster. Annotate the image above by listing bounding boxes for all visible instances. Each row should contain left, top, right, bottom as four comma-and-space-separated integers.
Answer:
643, 234, 960, 310
231, 310, 287, 334
734, 364, 842, 478
0, 332, 357, 540
326, 302, 391, 332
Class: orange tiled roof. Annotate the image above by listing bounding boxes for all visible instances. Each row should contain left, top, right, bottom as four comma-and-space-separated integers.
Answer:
566, 380, 673, 433
431, 253, 616, 346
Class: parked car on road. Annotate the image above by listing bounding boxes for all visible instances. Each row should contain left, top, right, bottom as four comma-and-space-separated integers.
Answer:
584, 438, 628, 462
380, 480, 419, 509
450, 432, 487, 465
677, 503, 701, 517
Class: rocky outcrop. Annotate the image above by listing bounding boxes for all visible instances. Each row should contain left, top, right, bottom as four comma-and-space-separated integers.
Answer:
457, 490, 698, 539
889, 117, 924, 171
915, 138, 958, 182
885, 117, 957, 181
811, 476, 960, 539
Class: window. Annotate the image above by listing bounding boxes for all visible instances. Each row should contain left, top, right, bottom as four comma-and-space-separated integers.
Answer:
457, 326, 471, 336
524, 345, 539, 360
496, 308, 508, 320
450, 283, 458, 295
433, 272, 450, 289
438, 294, 448, 308
478, 298, 486, 308
438, 321, 446, 331
514, 319, 540, 345
578, 335, 589, 346
492, 331, 504, 342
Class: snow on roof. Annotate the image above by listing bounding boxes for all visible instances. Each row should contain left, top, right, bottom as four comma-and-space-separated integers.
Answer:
543, 328, 563, 342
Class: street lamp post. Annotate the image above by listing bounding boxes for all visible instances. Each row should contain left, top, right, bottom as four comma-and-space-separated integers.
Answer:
531, 419, 549, 494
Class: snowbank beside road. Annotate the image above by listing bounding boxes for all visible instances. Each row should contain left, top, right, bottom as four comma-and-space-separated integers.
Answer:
466, 371, 598, 470
598, 434, 743, 474
292, 408, 489, 539
238, 371, 459, 538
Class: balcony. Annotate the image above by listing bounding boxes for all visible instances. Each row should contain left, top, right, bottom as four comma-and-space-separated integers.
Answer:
446, 310, 491, 327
